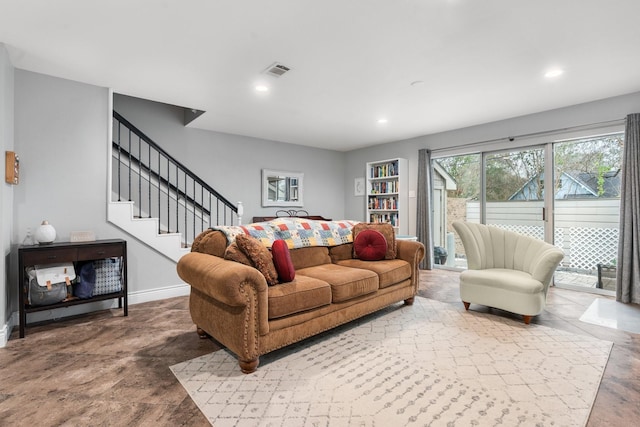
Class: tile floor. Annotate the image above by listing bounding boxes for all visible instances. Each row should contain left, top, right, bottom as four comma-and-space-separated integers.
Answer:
580, 298, 640, 335
0, 269, 638, 426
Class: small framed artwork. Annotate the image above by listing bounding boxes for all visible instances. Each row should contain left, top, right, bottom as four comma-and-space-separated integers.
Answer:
354, 177, 365, 196
5, 151, 19, 185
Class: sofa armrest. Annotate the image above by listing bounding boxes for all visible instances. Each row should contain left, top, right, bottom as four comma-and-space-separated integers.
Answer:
396, 240, 426, 289
177, 252, 268, 307
530, 247, 565, 288
396, 240, 425, 265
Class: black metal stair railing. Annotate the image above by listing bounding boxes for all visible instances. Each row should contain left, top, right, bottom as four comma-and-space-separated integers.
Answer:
112, 111, 239, 247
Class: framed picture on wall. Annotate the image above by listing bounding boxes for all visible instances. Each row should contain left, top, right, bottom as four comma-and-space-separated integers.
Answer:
354, 177, 365, 196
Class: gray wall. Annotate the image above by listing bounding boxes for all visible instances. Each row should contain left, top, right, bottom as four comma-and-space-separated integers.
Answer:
1, 44, 15, 344
113, 94, 347, 222
12, 70, 181, 321
344, 91, 640, 236
3, 62, 640, 341
2, 74, 348, 335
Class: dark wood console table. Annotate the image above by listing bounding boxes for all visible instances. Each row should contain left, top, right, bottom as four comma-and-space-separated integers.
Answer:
18, 239, 127, 338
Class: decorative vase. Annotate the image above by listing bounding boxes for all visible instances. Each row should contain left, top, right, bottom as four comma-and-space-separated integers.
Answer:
35, 220, 56, 244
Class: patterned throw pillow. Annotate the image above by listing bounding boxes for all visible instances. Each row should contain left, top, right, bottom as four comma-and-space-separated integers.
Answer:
352, 222, 396, 259
353, 229, 387, 261
235, 234, 279, 286
271, 239, 296, 282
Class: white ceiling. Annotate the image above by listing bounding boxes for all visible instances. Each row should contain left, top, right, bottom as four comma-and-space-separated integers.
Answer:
2, 0, 640, 151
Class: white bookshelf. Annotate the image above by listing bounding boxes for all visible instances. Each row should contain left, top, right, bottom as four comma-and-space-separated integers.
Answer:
366, 158, 408, 235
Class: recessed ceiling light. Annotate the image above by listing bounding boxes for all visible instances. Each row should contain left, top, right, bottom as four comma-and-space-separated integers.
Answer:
255, 85, 269, 92
377, 118, 388, 124
544, 69, 564, 78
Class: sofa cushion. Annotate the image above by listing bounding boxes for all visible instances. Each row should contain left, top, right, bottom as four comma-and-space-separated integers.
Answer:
267, 275, 332, 319
336, 259, 412, 289
272, 239, 295, 282
354, 229, 387, 261
235, 234, 279, 286
191, 229, 227, 257
288, 246, 332, 270
297, 264, 378, 303
352, 223, 396, 260
328, 243, 353, 263
223, 241, 252, 266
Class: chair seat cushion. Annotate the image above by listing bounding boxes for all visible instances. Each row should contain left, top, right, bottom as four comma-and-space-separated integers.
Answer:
461, 268, 543, 294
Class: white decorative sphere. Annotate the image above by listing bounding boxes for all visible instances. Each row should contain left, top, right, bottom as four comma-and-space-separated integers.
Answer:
35, 220, 56, 244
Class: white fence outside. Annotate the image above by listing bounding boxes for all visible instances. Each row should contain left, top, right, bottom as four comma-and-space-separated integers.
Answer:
462, 199, 620, 274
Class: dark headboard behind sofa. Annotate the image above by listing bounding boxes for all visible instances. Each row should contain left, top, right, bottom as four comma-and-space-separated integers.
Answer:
252, 209, 331, 223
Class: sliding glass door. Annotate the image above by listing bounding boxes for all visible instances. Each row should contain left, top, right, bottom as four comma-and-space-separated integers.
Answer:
434, 154, 481, 268
484, 147, 546, 240
552, 134, 623, 293
434, 132, 623, 295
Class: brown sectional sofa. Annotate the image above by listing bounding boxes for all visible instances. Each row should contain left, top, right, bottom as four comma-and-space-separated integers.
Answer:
176, 221, 425, 373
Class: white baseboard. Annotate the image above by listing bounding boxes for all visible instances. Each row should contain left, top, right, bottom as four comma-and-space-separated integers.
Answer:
127, 283, 191, 305
0, 323, 9, 348
0, 311, 18, 348
0, 283, 190, 347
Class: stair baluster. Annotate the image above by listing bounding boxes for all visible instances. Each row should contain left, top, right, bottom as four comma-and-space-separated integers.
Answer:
111, 111, 240, 249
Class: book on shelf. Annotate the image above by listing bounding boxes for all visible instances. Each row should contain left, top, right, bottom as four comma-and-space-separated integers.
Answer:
366, 157, 407, 234
367, 196, 398, 210
368, 212, 399, 227
370, 180, 398, 194
370, 160, 399, 178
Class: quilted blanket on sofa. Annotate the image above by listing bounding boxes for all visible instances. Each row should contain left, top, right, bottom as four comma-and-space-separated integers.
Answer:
213, 218, 358, 249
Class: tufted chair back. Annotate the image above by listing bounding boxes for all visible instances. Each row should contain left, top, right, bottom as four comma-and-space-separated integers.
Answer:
452, 221, 565, 292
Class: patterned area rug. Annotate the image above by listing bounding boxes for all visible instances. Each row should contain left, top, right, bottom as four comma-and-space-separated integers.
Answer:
170, 298, 612, 427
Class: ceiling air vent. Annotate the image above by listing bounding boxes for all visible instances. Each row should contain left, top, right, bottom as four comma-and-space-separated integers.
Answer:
264, 62, 291, 77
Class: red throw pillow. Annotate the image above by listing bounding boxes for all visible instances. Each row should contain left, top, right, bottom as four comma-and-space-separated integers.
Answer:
271, 239, 295, 282
352, 222, 396, 259
354, 229, 387, 261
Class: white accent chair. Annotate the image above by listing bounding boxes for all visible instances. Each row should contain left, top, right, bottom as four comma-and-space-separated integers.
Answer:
452, 221, 565, 324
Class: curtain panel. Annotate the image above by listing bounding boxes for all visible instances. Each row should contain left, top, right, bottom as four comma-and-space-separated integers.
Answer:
417, 149, 434, 269
617, 113, 640, 304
